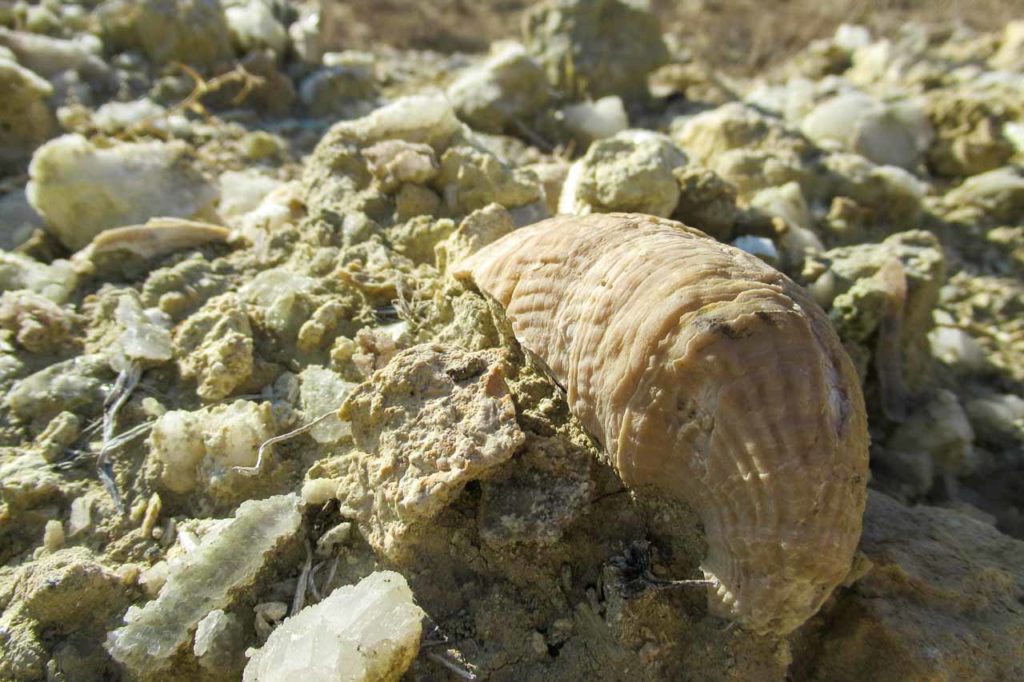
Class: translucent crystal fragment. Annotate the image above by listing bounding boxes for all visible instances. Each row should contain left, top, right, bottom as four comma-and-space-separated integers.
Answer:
243, 571, 424, 682
105, 494, 302, 676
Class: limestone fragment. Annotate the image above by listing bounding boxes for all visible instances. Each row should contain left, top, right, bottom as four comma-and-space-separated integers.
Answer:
242, 571, 424, 682
0, 290, 79, 354
436, 203, 516, 271
225, 0, 288, 56
335, 344, 525, 558
148, 400, 275, 494
821, 152, 927, 225
299, 366, 357, 444
134, 0, 233, 67
560, 96, 629, 142
217, 170, 283, 222
5, 354, 109, 426
672, 166, 739, 242
812, 492, 1024, 682
805, 230, 945, 388
926, 90, 1015, 177
943, 167, 1024, 223
0, 27, 105, 77
361, 140, 438, 192
105, 494, 302, 677
27, 134, 218, 250
559, 130, 687, 217
448, 43, 550, 133
801, 92, 932, 169
435, 144, 543, 213
111, 294, 173, 371
523, 0, 669, 99
174, 293, 255, 402
0, 252, 77, 303
326, 94, 461, 149
0, 57, 55, 168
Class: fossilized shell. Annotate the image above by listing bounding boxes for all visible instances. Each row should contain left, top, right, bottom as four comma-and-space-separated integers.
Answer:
72, 218, 231, 264
454, 213, 869, 635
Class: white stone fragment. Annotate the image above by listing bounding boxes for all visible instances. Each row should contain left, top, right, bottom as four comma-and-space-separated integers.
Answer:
93, 99, 168, 133
561, 96, 629, 141
225, 0, 288, 55
834, 24, 872, 52
67, 495, 92, 538
112, 295, 173, 371
333, 94, 461, 148
801, 92, 932, 169
149, 401, 275, 494
218, 170, 283, 222
242, 571, 424, 682
928, 326, 987, 372
731, 235, 780, 264
105, 494, 302, 677
26, 134, 218, 250
0, 251, 76, 303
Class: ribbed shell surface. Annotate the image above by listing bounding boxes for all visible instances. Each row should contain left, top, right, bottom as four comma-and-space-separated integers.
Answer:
455, 213, 869, 635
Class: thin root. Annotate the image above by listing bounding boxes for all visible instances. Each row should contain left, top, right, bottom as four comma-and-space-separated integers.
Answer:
234, 410, 338, 476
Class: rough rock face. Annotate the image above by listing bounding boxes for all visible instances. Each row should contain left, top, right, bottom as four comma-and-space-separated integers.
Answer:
559, 131, 687, 217
800, 492, 1024, 682
804, 230, 946, 393
335, 344, 525, 559
523, 0, 669, 99
447, 43, 551, 134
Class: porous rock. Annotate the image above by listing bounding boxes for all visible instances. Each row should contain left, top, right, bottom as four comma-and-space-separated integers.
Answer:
334, 344, 525, 559
559, 130, 687, 217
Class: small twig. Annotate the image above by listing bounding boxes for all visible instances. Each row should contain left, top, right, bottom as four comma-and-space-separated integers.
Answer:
234, 411, 338, 476
169, 62, 266, 121
292, 539, 314, 616
426, 652, 477, 681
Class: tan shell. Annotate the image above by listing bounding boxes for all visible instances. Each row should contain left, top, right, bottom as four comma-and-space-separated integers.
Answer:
455, 213, 869, 635
73, 218, 230, 263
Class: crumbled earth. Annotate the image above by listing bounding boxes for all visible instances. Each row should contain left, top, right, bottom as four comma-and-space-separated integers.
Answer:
0, 1, 1022, 680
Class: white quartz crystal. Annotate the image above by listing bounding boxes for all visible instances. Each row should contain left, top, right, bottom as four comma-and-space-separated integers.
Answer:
243, 571, 424, 682
105, 495, 302, 677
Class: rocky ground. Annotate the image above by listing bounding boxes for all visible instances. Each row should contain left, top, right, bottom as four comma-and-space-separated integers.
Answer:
0, 0, 1023, 680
